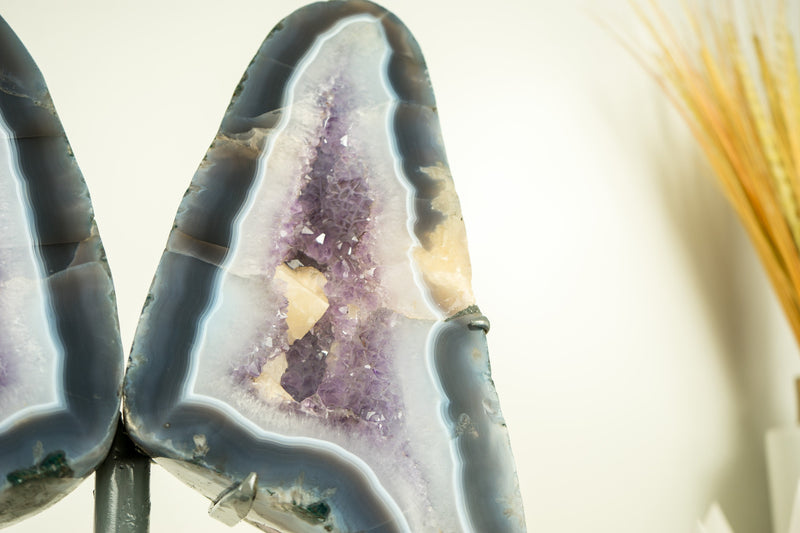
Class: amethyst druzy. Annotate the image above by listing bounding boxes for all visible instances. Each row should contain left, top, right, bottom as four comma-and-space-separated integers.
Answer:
124, 1, 525, 532
252, 83, 403, 435
0, 14, 123, 527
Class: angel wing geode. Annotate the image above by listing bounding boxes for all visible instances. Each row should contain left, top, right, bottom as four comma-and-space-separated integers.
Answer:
0, 15, 123, 527
124, 1, 525, 531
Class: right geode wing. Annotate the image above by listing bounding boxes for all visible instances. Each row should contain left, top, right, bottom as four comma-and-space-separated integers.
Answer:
124, 2, 524, 532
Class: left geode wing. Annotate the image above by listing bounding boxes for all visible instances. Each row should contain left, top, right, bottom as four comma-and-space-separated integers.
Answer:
0, 15, 123, 526
125, 1, 524, 532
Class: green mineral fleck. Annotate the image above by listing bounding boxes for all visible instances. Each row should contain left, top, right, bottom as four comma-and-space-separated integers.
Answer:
6, 451, 73, 486
292, 499, 331, 524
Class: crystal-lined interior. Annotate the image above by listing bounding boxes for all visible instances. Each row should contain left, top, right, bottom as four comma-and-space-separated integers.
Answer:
190, 18, 436, 442
233, 78, 408, 438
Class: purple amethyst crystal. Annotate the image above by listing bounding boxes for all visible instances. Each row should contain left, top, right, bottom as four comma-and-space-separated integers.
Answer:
281, 325, 331, 403
124, 2, 525, 532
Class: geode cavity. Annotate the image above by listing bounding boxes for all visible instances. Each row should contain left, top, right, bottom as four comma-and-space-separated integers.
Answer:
0, 14, 123, 526
124, 2, 525, 531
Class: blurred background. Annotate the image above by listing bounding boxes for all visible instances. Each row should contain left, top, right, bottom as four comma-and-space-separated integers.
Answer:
1, 0, 798, 531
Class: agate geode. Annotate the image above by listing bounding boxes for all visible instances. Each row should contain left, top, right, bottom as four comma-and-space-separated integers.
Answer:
0, 14, 123, 527
124, 1, 525, 531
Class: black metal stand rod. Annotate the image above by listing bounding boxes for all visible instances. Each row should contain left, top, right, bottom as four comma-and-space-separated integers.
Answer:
94, 421, 151, 533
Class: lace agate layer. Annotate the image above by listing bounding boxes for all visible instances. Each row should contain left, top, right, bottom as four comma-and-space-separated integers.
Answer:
0, 15, 123, 526
124, 2, 525, 531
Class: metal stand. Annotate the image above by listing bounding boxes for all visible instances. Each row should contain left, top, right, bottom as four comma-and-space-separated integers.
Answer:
94, 421, 151, 533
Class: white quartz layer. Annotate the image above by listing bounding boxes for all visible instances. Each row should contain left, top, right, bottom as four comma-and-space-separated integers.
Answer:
0, 111, 63, 431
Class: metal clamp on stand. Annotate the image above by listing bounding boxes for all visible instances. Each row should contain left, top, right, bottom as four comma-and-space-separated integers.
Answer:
208, 472, 258, 527
468, 315, 490, 334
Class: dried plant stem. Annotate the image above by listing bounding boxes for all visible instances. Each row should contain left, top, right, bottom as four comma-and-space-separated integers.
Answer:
633, 0, 800, 348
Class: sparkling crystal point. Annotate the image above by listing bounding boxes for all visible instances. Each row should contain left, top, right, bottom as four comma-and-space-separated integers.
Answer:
0, 15, 123, 526
124, 1, 525, 531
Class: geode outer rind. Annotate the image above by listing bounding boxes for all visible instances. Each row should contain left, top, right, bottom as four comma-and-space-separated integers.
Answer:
0, 15, 124, 526
124, 1, 524, 531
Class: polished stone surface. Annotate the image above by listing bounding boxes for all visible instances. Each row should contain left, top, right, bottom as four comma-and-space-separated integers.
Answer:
0, 14, 123, 527
124, 1, 524, 531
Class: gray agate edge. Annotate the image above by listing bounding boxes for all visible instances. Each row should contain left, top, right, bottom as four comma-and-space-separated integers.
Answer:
0, 14, 124, 527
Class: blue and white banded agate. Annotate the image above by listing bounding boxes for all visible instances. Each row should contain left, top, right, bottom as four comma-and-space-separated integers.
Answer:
124, 2, 525, 531
0, 14, 123, 527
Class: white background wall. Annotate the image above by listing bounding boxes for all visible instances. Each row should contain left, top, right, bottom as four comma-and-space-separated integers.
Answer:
1, 1, 799, 532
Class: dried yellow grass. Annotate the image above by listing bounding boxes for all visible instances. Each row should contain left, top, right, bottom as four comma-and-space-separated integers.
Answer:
632, 1, 800, 347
